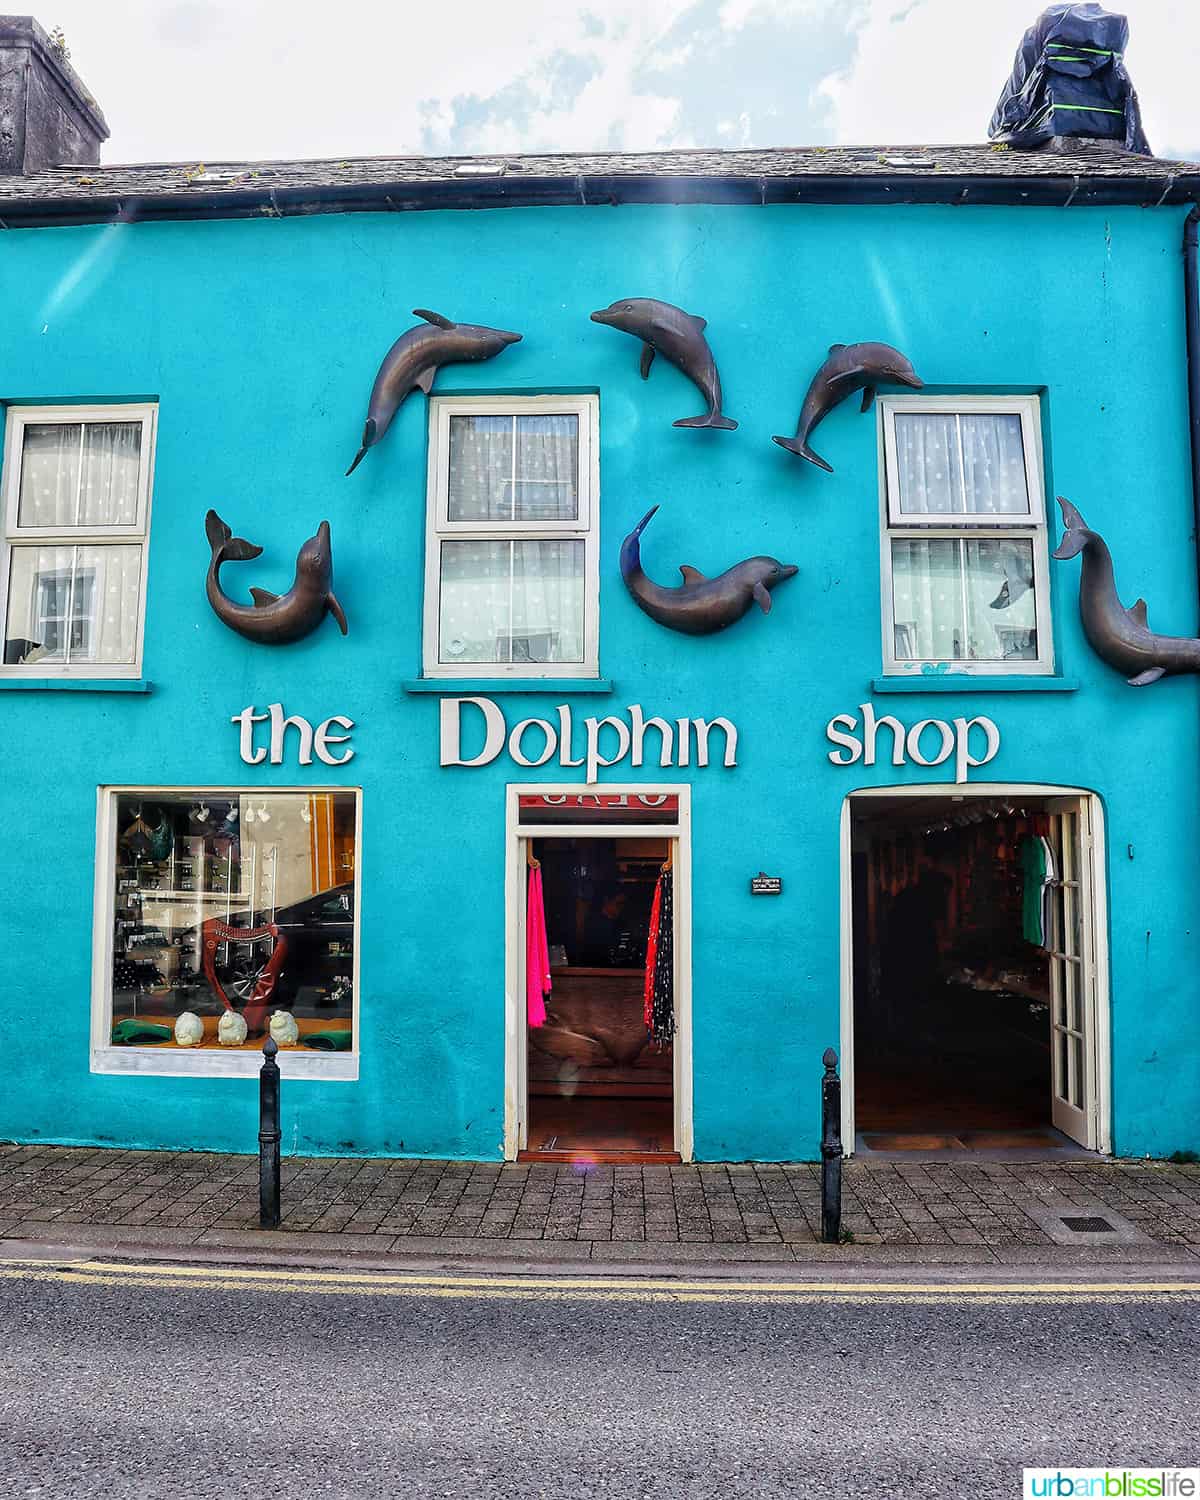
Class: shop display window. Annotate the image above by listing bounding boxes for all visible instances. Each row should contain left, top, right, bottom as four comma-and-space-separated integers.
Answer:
100, 790, 358, 1059
878, 395, 1054, 676
1, 405, 156, 677
423, 395, 600, 679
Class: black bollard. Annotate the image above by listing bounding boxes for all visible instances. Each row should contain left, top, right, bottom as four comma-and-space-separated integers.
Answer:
820, 1046, 842, 1244
259, 1035, 281, 1230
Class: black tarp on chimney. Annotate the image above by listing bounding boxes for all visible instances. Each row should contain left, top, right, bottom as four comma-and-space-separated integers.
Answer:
989, 4, 1150, 154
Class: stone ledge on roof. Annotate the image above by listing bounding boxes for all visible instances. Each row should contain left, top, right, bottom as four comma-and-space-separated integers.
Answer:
0, 142, 1195, 225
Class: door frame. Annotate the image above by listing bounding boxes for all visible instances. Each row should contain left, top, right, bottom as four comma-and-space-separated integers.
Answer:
503, 782, 693, 1162
838, 782, 1111, 1155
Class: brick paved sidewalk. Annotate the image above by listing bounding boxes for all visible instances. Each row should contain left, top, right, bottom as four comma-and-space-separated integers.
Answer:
2, 1143, 1199, 1264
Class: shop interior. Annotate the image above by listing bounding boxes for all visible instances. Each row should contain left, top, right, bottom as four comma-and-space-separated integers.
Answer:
110, 790, 356, 1052
851, 793, 1072, 1152
525, 835, 676, 1160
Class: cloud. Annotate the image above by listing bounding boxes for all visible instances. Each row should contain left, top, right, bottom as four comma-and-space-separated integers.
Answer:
818, 0, 1200, 156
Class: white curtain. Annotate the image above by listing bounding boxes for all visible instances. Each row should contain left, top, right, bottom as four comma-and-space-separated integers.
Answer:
448, 414, 578, 521
894, 412, 1028, 517
5, 543, 141, 664
439, 539, 584, 664
892, 537, 1037, 662
18, 421, 142, 527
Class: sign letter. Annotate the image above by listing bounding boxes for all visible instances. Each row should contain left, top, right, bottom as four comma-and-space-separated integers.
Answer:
440, 696, 506, 768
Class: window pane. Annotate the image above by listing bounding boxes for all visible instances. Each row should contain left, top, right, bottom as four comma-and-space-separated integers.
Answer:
17, 421, 141, 527
891, 538, 964, 659
110, 791, 357, 1052
892, 536, 1038, 662
4, 543, 141, 665
513, 415, 579, 520
959, 414, 1029, 515
894, 412, 1030, 517
439, 538, 585, 664
894, 414, 963, 516
447, 416, 513, 521
447, 413, 579, 522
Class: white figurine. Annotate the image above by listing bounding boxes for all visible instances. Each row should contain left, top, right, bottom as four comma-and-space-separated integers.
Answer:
269, 1010, 299, 1045
174, 1011, 205, 1047
217, 1011, 248, 1047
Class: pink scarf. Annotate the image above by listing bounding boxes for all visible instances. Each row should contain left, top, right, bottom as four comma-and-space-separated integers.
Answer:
526, 864, 550, 1028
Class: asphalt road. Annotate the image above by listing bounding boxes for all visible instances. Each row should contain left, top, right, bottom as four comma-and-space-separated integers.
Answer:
1, 1261, 1197, 1499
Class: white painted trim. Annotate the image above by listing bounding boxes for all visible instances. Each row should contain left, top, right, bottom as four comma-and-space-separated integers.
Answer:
0, 403, 158, 679
422, 395, 600, 680
90, 783, 362, 1081
876, 394, 1054, 677
837, 782, 1110, 1156
503, 781, 692, 1161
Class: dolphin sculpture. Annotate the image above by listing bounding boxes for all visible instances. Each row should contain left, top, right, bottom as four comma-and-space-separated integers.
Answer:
590, 298, 737, 431
619, 505, 796, 635
773, 341, 923, 472
346, 309, 523, 474
1053, 496, 1200, 686
205, 510, 348, 645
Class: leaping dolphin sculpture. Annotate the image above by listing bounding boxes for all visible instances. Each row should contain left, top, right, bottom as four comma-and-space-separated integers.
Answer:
619, 506, 796, 635
205, 510, 348, 645
346, 309, 523, 474
773, 341, 923, 472
590, 298, 737, 431
1053, 495, 1200, 686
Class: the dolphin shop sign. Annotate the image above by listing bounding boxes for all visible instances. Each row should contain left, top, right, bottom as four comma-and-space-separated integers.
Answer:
826, 703, 1000, 784
441, 697, 738, 780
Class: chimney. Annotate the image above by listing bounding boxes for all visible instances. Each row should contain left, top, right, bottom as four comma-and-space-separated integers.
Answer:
0, 16, 108, 174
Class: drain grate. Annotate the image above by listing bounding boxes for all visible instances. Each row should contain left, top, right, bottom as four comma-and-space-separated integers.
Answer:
1060, 1215, 1115, 1234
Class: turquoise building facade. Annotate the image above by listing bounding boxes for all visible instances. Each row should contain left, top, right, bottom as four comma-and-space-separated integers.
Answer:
1, 145, 1198, 1163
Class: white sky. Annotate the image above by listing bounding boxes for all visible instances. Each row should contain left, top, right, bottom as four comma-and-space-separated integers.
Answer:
40, 0, 1200, 164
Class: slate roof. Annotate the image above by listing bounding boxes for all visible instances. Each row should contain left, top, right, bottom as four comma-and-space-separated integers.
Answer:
1, 141, 1197, 227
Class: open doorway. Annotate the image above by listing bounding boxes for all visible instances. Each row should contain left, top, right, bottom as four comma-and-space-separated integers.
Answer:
506, 787, 690, 1163
524, 835, 674, 1159
846, 788, 1107, 1155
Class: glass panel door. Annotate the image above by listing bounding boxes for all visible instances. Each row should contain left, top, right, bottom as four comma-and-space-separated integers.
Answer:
1045, 803, 1094, 1146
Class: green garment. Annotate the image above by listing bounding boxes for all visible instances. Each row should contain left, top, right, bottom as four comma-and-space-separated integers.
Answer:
1020, 835, 1046, 946
300, 1030, 353, 1052
111, 1019, 172, 1045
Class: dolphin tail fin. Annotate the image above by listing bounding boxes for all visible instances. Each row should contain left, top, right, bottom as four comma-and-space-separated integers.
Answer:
345, 418, 377, 476
771, 434, 833, 472
1052, 495, 1088, 559
205, 509, 262, 564
674, 413, 738, 431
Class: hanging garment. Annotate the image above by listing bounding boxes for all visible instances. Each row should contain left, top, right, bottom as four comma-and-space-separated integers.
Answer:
648, 869, 675, 1047
526, 863, 551, 1028
643, 877, 663, 1030
1020, 834, 1046, 945
1039, 834, 1058, 951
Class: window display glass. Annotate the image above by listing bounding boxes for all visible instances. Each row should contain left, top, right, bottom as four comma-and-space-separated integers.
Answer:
107, 790, 357, 1052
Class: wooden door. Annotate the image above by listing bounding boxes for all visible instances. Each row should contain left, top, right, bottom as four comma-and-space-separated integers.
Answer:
1044, 799, 1097, 1147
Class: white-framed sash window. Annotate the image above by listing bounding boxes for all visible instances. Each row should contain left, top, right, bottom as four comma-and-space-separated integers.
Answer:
878, 395, 1054, 676
423, 395, 600, 678
0, 403, 157, 678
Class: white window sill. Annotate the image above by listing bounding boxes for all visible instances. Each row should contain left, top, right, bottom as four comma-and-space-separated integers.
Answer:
91, 1046, 359, 1080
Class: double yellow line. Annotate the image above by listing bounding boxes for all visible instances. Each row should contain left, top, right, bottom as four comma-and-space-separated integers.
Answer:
2, 1260, 1199, 1304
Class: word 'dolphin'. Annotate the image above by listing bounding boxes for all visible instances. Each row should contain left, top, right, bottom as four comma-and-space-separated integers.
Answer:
440, 697, 738, 782
826, 703, 999, 784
